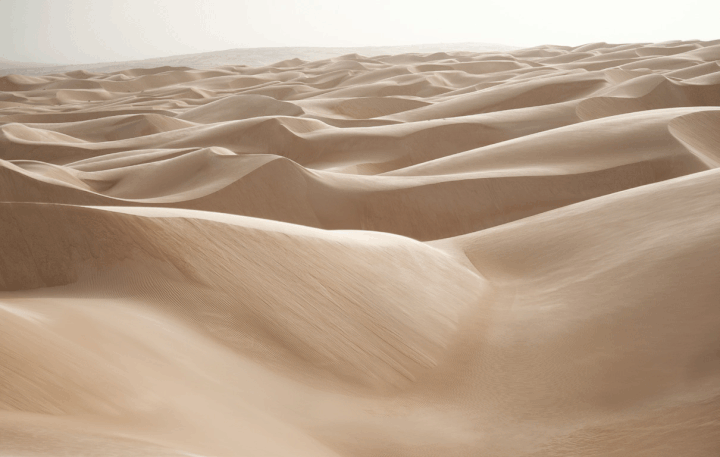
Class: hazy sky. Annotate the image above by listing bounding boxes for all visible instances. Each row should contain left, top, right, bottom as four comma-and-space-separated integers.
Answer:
1, 0, 718, 64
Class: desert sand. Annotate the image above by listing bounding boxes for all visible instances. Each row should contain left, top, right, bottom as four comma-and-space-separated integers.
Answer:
1, 39, 720, 456
0, 43, 518, 77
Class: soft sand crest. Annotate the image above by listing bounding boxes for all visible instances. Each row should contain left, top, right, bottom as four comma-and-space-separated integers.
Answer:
1, 40, 720, 456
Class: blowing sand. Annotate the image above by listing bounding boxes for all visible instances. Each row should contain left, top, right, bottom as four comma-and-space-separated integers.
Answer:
1, 40, 720, 456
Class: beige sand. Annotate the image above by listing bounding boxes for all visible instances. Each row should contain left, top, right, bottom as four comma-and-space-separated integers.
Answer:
1, 40, 720, 456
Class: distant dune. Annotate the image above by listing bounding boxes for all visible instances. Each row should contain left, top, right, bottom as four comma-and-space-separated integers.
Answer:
0, 42, 517, 76
1, 40, 720, 456
0, 57, 47, 70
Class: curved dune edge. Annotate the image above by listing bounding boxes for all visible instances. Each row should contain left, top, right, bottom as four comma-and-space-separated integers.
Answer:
2, 40, 720, 456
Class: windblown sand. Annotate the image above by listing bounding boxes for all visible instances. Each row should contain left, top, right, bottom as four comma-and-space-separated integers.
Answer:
2, 40, 720, 456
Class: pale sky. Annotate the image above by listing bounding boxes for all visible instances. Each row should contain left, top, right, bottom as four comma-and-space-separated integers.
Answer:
1, 0, 718, 64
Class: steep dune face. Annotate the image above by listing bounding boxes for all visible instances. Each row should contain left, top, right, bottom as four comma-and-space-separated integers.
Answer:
1, 40, 720, 456
0, 203, 485, 389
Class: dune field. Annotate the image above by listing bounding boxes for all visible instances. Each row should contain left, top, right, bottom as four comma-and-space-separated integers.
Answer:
1, 39, 720, 456
0, 43, 518, 76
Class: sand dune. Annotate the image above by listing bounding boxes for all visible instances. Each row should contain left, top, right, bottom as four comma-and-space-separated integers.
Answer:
1, 40, 720, 456
0, 43, 517, 77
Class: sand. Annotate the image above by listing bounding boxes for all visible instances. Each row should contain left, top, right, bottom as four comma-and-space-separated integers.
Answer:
1, 40, 720, 456
0, 43, 518, 77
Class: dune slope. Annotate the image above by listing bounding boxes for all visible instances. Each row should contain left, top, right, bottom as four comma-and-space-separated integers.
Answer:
1, 40, 720, 456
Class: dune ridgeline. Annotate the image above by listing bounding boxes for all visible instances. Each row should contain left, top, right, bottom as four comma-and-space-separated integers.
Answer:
2, 39, 720, 456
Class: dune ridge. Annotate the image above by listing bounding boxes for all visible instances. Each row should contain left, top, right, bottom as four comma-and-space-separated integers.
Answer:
1, 40, 720, 456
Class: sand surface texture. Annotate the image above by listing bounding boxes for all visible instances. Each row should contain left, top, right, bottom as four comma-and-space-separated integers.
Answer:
2, 40, 720, 456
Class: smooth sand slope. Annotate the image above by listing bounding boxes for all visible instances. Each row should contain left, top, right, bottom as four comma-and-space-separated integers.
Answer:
1, 40, 720, 456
